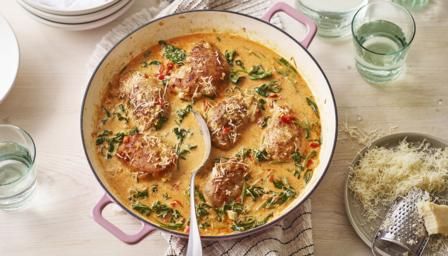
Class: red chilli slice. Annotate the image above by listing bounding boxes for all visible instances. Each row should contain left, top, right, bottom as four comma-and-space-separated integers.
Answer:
310, 142, 320, 149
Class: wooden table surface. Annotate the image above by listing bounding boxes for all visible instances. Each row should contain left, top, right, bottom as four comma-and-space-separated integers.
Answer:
0, 0, 447, 255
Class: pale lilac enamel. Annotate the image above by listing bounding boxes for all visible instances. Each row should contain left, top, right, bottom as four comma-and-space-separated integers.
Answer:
261, 2, 317, 49
92, 193, 156, 244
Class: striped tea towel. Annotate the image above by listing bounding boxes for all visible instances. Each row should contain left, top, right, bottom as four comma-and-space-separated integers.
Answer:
88, 1, 314, 255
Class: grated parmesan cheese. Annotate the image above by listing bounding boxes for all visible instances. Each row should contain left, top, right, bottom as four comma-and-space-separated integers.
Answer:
349, 140, 448, 221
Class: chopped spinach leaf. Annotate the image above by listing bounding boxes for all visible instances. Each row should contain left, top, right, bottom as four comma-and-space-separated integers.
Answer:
257, 98, 266, 111
248, 64, 272, 80
230, 71, 244, 84
154, 115, 168, 130
236, 148, 252, 160
113, 104, 128, 123
196, 202, 211, 218
142, 60, 161, 67
159, 40, 186, 64
151, 184, 158, 193
101, 107, 111, 124
96, 128, 139, 159
245, 185, 265, 200
195, 186, 206, 202
231, 213, 273, 231
132, 202, 152, 216
306, 97, 319, 117
304, 169, 313, 183
225, 49, 236, 65
129, 188, 149, 201
259, 116, 270, 129
254, 149, 268, 162
278, 57, 298, 74
173, 127, 189, 143
255, 80, 281, 97
162, 193, 171, 200
199, 221, 211, 229
291, 151, 302, 165
158, 221, 185, 230
149, 60, 161, 65
262, 177, 296, 209
176, 104, 192, 124
215, 201, 244, 222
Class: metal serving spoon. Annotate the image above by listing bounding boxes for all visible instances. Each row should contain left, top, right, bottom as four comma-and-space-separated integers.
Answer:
186, 111, 211, 256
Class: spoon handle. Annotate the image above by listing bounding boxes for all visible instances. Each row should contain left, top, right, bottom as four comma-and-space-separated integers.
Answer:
186, 172, 202, 256
186, 111, 211, 256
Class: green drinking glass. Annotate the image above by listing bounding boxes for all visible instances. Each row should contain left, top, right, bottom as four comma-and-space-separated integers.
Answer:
352, 1, 416, 84
0, 124, 37, 210
393, 0, 429, 10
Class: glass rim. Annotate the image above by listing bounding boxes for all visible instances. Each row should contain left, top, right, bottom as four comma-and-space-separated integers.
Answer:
351, 1, 416, 56
298, 0, 369, 15
0, 124, 36, 187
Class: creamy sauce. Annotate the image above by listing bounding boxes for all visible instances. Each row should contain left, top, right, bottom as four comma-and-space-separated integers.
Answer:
93, 33, 321, 236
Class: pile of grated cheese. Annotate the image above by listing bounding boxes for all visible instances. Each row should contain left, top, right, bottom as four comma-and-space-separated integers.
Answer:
349, 139, 448, 220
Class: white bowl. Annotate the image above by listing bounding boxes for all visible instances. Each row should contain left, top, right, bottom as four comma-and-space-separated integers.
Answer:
18, 0, 129, 24
21, 0, 121, 16
20, 0, 134, 31
0, 15, 20, 103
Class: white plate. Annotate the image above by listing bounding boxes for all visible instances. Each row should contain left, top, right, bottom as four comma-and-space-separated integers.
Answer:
21, 0, 121, 16
21, 0, 133, 31
0, 15, 20, 103
18, 0, 129, 24
345, 133, 448, 254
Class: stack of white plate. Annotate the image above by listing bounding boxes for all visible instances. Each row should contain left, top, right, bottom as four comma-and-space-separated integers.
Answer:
17, 0, 135, 31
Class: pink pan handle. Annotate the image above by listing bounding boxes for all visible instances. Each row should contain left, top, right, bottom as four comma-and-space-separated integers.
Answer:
92, 193, 156, 244
262, 2, 317, 49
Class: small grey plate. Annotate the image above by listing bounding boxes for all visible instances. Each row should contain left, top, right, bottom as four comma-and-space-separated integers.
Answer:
344, 132, 448, 249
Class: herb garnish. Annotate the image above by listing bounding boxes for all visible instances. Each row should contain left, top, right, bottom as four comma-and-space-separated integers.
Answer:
159, 40, 186, 64
255, 80, 281, 97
